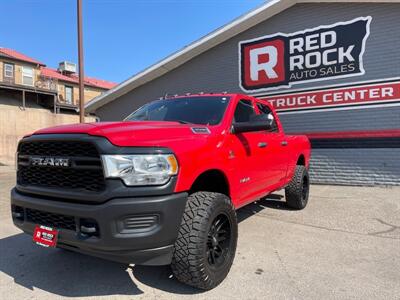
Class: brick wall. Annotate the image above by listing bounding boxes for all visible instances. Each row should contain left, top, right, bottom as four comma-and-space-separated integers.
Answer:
310, 148, 400, 186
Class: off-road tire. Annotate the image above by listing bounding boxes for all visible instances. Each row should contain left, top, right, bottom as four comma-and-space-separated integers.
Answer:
285, 165, 310, 210
171, 191, 238, 290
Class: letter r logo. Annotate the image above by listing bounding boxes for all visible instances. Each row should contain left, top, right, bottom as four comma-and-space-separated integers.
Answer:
240, 38, 286, 90
250, 46, 279, 80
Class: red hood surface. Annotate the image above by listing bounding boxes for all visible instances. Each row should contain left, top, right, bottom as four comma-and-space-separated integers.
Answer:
33, 121, 214, 147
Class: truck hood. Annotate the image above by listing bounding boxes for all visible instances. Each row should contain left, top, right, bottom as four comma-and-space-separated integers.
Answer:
33, 121, 214, 147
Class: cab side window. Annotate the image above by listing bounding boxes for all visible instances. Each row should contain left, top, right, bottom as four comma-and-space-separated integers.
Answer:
234, 99, 256, 123
256, 102, 279, 132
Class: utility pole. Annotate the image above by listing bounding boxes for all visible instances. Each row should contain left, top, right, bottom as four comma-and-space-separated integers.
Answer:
77, 0, 85, 123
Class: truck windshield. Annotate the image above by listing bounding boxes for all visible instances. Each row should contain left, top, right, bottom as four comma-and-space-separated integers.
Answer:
125, 96, 230, 125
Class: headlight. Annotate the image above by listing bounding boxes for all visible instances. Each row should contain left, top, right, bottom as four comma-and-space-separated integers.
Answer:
101, 154, 178, 186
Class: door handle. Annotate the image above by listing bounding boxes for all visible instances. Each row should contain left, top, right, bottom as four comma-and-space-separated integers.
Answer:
258, 142, 267, 148
281, 141, 288, 146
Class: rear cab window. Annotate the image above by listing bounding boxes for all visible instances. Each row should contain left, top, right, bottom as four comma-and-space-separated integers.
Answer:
233, 99, 257, 123
256, 101, 279, 133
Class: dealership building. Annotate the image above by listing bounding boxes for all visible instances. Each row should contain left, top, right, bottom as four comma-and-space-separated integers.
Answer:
86, 0, 400, 186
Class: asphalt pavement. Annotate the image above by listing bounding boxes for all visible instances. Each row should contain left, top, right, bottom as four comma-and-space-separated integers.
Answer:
0, 166, 399, 299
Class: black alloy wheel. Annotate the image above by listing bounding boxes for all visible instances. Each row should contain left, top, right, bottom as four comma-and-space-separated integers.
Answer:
302, 175, 309, 203
206, 213, 232, 269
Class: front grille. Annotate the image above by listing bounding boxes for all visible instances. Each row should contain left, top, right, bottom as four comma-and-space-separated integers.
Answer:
19, 141, 99, 157
26, 208, 76, 231
17, 141, 105, 192
18, 165, 105, 192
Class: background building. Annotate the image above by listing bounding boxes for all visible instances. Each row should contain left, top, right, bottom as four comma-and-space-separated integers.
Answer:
86, 0, 400, 186
0, 47, 116, 165
0, 47, 115, 111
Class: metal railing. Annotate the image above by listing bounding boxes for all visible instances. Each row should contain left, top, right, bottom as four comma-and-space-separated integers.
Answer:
0, 77, 58, 92
35, 78, 58, 92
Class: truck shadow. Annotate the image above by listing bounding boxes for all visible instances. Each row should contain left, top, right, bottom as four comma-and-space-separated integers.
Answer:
0, 233, 145, 297
237, 193, 293, 223
0, 231, 206, 296
0, 193, 286, 297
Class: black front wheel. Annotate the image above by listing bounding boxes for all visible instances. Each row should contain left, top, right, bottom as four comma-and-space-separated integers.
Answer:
171, 191, 238, 290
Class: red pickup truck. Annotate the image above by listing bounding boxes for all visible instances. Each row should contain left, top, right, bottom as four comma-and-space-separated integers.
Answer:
12, 94, 310, 290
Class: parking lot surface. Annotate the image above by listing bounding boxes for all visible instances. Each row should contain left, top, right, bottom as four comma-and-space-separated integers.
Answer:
0, 166, 399, 299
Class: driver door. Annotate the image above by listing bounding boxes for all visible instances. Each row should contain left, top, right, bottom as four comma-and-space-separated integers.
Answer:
227, 99, 267, 206
255, 101, 288, 189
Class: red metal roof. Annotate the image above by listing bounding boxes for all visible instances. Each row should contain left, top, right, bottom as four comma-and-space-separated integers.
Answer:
40, 67, 76, 83
40, 67, 117, 90
82, 76, 116, 90
0, 47, 116, 90
0, 47, 45, 66
70, 74, 117, 89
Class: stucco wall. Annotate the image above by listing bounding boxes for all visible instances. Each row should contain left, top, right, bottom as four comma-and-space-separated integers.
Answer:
57, 82, 104, 105
0, 93, 95, 165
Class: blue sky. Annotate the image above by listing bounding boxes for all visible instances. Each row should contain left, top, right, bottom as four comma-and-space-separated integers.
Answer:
1, 0, 265, 83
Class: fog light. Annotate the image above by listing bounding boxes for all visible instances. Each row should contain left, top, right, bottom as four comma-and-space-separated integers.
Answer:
12, 205, 24, 221
80, 225, 97, 233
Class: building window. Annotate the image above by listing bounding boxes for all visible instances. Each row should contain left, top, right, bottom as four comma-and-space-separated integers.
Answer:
4, 63, 14, 79
65, 85, 73, 104
22, 66, 34, 86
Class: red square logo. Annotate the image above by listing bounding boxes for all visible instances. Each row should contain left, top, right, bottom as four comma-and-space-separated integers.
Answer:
241, 38, 285, 90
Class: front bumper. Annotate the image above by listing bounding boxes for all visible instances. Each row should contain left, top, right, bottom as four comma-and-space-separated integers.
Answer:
11, 188, 188, 265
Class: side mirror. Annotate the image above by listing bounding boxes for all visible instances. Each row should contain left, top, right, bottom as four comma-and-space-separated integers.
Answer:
232, 121, 271, 133
232, 114, 273, 134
